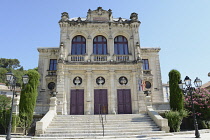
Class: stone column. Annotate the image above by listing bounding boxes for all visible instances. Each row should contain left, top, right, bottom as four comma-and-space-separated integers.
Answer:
109, 70, 116, 114
137, 63, 147, 113
85, 70, 92, 114
56, 62, 65, 114
132, 70, 139, 114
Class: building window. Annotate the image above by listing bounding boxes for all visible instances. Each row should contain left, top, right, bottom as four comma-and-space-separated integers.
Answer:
142, 59, 149, 70
93, 35, 107, 55
114, 36, 128, 55
71, 35, 86, 55
48, 82, 56, 90
49, 59, 57, 71
145, 81, 151, 89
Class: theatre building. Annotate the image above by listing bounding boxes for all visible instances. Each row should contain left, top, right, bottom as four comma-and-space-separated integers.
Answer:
36, 7, 164, 115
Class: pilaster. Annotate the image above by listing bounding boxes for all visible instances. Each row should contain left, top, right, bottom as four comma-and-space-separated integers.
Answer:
56, 62, 65, 114
85, 70, 93, 114
109, 70, 116, 114
131, 70, 138, 114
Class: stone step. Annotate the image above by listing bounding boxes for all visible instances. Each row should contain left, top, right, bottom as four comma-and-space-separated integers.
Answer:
54, 114, 149, 119
49, 121, 155, 125
39, 131, 173, 138
45, 127, 160, 133
38, 114, 168, 138
48, 124, 159, 129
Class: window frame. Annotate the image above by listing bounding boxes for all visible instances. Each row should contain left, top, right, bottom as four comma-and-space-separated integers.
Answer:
142, 59, 149, 70
71, 35, 86, 55
93, 35, 107, 55
49, 59, 57, 71
114, 36, 128, 55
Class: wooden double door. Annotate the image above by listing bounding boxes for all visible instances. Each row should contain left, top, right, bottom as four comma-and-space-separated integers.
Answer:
94, 89, 108, 114
70, 89, 131, 115
117, 89, 132, 114
70, 89, 84, 115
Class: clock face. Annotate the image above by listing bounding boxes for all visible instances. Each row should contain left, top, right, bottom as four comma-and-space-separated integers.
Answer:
48, 82, 55, 90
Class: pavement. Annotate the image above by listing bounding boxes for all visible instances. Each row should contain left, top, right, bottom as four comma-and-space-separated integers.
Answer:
0, 129, 210, 140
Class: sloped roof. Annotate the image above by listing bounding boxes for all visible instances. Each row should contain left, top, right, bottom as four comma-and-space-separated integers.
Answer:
201, 81, 210, 88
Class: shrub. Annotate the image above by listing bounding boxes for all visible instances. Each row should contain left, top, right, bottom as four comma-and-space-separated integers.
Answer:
168, 69, 184, 111
165, 109, 189, 132
19, 69, 40, 135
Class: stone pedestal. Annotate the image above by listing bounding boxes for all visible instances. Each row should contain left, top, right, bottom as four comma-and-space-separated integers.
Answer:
49, 97, 57, 111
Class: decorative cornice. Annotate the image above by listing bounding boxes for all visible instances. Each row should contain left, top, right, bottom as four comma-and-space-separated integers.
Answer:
37, 48, 59, 53
59, 7, 141, 27
141, 48, 161, 53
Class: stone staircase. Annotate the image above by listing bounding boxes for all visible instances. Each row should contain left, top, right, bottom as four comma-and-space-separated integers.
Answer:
36, 114, 172, 139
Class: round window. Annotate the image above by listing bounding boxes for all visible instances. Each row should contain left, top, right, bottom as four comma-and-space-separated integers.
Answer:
145, 81, 151, 89
96, 77, 105, 85
119, 76, 128, 85
48, 82, 55, 90
73, 76, 82, 85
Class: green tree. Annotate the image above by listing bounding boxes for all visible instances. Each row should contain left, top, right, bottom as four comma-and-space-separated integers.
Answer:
0, 95, 11, 134
0, 58, 26, 84
0, 58, 21, 69
19, 69, 40, 135
0, 68, 8, 83
169, 69, 184, 111
33, 67, 38, 71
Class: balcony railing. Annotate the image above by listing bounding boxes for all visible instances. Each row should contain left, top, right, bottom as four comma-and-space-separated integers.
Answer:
71, 55, 85, 62
143, 70, 152, 75
115, 55, 129, 62
47, 70, 57, 76
93, 55, 108, 62
68, 54, 131, 62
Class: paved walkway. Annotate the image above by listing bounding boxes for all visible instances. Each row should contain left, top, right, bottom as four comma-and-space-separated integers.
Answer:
0, 129, 210, 140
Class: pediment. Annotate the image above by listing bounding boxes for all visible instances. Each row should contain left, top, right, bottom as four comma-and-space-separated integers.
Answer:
87, 7, 112, 22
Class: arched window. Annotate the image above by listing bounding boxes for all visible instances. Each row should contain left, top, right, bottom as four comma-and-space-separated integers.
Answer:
71, 35, 86, 55
93, 35, 107, 55
114, 36, 128, 55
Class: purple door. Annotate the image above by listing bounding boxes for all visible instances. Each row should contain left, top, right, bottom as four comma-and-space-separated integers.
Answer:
117, 89, 132, 114
94, 89, 108, 114
70, 89, 84, 115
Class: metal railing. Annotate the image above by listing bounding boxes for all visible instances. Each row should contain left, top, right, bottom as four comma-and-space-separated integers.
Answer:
99, 104, 107, 137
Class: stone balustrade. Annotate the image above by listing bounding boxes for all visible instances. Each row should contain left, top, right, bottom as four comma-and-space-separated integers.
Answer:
35, 97, 57, 135
146, 96, 170, 133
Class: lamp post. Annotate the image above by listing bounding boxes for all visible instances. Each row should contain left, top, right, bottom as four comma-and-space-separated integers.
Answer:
178, 76, 202, 138
5, 72, 29, 140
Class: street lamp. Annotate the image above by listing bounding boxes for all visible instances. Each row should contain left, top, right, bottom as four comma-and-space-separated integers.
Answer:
5, 72, 29, 140
178, 76, 202, 138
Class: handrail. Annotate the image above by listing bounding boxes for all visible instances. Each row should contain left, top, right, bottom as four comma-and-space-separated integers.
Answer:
99, 104, 107, 137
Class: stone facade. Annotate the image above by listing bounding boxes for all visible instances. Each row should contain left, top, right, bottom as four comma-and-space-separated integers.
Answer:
35, 7, 164, 115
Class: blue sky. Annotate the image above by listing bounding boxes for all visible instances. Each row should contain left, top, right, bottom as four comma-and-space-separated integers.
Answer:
0, 0, 210, 84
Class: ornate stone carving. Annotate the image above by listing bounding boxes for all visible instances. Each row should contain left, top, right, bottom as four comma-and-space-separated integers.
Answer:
119, 76, 128, 85
61, 12, 69, 21
96, 76, 105, 85
73, 76, 82, 85
130, 12, 138, 21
